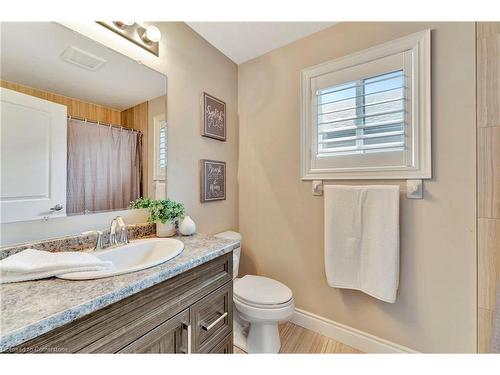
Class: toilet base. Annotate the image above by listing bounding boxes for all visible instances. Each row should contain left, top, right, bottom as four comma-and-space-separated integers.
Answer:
246, 322, 281, 354
233, 330, 248, 352
233, 306, 249, 352
233, 307, 282, 353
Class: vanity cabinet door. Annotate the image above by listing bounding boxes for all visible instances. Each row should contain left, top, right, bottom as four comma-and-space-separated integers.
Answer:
208, 334, 233, 354
118, 309, 190, 354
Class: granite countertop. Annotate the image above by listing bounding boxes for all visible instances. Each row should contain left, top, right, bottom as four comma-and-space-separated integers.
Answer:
0, 234, 239, 352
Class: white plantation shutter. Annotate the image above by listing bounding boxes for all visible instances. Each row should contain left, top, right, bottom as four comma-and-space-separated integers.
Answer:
153, 115, 167, 181
317, 70, 406, 156
301, 30, 431, 180
158, 125, 167, 170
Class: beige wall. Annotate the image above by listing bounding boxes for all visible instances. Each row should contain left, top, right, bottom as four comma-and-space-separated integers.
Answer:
1, 22, 238, 245
238, 22, 477, 353
161, 23, 239, 234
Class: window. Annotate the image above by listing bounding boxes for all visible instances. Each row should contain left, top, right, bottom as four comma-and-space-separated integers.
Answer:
301, 30, 431, 179
158, 125, 167, 170
317, 70, 405, 156
153, 114, 167, 181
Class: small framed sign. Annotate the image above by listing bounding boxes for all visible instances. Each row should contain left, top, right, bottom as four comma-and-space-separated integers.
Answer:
202, 92, 226, 141
200, 159, 226, 202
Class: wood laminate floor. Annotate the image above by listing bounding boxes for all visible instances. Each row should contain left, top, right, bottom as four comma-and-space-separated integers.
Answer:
233, 322, 363, 354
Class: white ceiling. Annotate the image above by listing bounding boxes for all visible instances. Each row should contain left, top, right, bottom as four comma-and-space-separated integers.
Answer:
1, 22, 166, 110
187, 22, 336, 64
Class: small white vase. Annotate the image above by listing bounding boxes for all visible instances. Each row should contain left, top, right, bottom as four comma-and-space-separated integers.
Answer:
156, 221, 176, 237
179, 216, 196, 236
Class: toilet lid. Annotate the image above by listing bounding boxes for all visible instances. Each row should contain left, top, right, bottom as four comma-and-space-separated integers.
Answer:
234, 275, 293, 306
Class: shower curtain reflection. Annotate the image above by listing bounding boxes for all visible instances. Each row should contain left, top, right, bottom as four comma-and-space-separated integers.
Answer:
66, 119, 142, 215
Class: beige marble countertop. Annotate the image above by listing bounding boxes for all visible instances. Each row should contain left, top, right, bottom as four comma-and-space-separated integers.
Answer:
0, 234, 238, 351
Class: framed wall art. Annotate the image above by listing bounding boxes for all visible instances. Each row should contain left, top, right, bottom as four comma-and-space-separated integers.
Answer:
202, 92, 226, 141
200, 159, 226, 202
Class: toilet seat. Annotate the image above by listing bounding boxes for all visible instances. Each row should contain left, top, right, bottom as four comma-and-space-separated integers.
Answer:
234, 294, 293, 309
234, 293, 295, 324
234, 275, 293, 307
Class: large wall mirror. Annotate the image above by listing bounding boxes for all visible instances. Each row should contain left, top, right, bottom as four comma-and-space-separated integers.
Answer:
0, 22, 167, 223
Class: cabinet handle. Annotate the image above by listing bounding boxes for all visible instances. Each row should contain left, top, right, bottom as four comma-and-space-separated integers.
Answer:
50, 204, 64, 211
187, 323, 192, 354
201, 312, 228, 331
181, 323, 192, 354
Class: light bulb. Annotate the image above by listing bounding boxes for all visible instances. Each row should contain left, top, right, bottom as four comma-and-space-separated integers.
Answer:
142, 25, 161, 43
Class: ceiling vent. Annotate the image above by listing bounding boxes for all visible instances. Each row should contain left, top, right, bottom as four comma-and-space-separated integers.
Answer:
61, 46, 106, 71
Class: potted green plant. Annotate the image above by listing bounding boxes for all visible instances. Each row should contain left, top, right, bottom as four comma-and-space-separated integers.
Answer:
129, 198, 185, 237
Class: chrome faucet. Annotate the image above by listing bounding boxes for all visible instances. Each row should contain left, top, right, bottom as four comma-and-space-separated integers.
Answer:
109, 216, 129, 246
83, 217, 128, 251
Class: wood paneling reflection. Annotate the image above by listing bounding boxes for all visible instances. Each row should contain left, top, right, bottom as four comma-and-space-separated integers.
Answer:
1, 80, 122, 124
121, 101, 149, 196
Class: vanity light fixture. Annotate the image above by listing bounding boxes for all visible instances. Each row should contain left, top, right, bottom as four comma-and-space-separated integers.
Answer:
141, 25, 162, 43
96, 21, 160, 57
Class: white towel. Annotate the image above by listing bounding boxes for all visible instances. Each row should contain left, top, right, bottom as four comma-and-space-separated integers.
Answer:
0, 249, 112, 284
324, 185, 400, 303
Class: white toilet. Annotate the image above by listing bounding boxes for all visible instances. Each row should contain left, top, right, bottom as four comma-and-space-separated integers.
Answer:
215, 231, 295, 354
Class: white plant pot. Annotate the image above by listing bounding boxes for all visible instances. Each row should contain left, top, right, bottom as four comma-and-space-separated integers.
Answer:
179, 216, 196, 236
156, 221, 176, 237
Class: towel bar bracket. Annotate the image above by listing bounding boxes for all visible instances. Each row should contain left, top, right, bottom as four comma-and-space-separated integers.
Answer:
406, 179, 423, 199
312, 180, 323, 196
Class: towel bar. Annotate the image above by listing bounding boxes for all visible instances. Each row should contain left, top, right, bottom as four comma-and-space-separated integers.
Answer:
311, 179, 423, 199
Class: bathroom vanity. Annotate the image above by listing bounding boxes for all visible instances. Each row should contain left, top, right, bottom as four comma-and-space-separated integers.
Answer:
0, 234, 238, 354
0, 23, 240, 355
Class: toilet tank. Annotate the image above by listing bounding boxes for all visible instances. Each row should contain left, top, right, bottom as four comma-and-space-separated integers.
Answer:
214, 231, 241, 278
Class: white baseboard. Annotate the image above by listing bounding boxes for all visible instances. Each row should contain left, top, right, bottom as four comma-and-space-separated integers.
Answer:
290, 308, 418, 353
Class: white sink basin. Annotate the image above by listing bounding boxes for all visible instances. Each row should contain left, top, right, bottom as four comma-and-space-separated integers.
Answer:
57, 238, 184, 280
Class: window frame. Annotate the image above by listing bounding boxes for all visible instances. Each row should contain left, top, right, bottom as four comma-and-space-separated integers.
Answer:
300, 29, 431, 180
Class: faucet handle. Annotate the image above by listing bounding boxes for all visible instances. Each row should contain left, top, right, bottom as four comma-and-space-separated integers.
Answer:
116, 217, 129, 244
116, 216, 126, 227
118, 229, 129, 244
82, 230, 104, 251
109, 218, 118, 246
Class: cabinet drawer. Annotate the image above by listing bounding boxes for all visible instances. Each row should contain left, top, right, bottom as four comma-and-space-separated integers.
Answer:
191, 281, 233, 353
119, 309, 190, 354
208, 334, 233, 354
